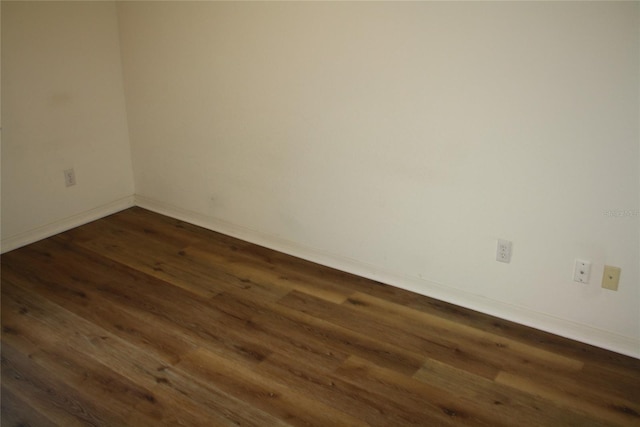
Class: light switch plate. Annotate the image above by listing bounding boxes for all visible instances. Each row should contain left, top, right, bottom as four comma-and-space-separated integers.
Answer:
602, 266, 621, 291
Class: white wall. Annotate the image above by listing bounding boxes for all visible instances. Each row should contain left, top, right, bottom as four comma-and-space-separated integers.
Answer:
1, 1, 134, 251
2, 1, 634, 356
118, 1, 639, 356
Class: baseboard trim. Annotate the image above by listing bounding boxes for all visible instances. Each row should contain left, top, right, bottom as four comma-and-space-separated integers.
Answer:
1, 196, 135, 254
135, 195, 640, 359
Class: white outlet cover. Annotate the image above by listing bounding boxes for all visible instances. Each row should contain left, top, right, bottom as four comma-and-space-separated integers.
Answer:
573, 259, 591, 283
496, 239, 512, 263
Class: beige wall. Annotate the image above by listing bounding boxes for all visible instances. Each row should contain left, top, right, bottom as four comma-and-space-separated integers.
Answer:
118, 1, 639, 355
1, 1, 134, 248
1, 1, 638, 356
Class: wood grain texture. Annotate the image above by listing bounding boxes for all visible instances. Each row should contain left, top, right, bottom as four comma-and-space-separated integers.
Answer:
2, 207, 639, 426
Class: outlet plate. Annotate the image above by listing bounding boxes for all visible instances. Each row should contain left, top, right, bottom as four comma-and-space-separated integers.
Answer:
496, 239, 512, 263
64, 168, 76, 187
573, 259, 591, 283
602, 266, 621, 291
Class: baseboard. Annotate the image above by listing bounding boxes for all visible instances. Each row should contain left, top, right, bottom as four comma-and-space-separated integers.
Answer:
4, 194, 635, 357
135, 195, 640, 359
1, 196, 135, 254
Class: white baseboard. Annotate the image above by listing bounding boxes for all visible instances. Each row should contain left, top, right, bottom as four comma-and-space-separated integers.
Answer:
4, 194, 636, 358
135, 195, 640, 359
1, 196, 135, 254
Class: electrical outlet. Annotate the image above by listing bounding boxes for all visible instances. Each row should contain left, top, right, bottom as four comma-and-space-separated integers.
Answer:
602, 266, 621, 291
64, 168, 76, 187
496, 239, 512, 263
573, 259, 591, 283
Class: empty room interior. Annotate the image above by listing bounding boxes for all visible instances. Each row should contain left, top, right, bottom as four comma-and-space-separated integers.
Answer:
1, 1, 639, 425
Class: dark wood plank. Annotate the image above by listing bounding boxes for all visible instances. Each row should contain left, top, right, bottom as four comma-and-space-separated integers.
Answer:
211, 290, 425, 375
333, 355, 506, 427
256, 351, 460, 426
413, 357, 616, 427
343, 292, 586, 376
0, 385, 58, 427
278, 289, 502, 379
495, 370, 640, 426
2, 343, 130, 426
177, 347, 367, 426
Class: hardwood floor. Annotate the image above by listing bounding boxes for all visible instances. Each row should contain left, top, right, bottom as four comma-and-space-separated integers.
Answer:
2, 207, 639, 426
